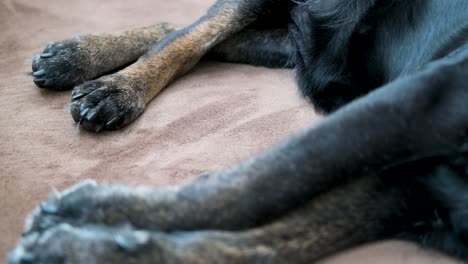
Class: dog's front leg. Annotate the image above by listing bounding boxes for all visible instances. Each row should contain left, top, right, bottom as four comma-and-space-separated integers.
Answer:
32, 24, 292, 93
11, 175, 408, 264
69, 0, 285, 132
32, 23, 181, 90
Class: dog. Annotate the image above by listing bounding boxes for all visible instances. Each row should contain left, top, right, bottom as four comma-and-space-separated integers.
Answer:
8, 0, 468, 263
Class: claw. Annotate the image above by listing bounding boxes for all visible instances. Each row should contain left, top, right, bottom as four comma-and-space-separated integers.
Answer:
77, 117, 84, 127
85, 111, 97, 121
71, 93, 86, 101
60, 179, 97, 197
95, 125, 103, 133
106, 116, 122, 128
40, 202, 59, 214
80, 108, 90, 117
32, 69, 46, 77
40, 52, 54, 58
33, 78, 46, 84
51, 187, 61, 200
114, 232, 149, 252
83, 122, 103, 133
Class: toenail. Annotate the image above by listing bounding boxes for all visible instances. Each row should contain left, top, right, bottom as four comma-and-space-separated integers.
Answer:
40, 53, 54, 58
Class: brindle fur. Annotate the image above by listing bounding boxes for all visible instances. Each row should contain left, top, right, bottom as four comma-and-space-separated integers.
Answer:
32, 23, 180, 90
9, 0, 468, 263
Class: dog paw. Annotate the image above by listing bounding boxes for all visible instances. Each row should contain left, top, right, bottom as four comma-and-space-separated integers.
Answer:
32, 36, 96, 90
22, 180, 165, 234
70, 74, 146, 132
23, 180, 100, 234
9, 224, 175, 264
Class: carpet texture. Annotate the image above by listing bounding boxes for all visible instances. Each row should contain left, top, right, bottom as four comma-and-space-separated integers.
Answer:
0, 0, 461, 263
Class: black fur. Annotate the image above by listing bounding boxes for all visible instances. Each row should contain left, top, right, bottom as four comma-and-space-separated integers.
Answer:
288, 0, 468, 113
284, 0, 468, 259
239, 0, 468, 259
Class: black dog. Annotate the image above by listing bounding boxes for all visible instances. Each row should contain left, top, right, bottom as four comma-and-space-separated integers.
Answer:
9, 0, 468, 263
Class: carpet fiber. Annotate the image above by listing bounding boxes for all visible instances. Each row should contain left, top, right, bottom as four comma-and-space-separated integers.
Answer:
0, 0, 461, 263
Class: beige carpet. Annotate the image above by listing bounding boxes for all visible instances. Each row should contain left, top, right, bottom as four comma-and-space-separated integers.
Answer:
0, 0, 462, 263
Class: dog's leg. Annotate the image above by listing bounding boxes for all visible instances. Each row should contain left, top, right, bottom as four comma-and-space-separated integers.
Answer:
33, 23, 292, 91
24, 46, 468, 235
68, 0, 287, 132
32, 23, 180, 90
11, 176, 408, 264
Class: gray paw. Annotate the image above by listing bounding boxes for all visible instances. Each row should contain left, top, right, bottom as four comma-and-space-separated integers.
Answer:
23, 180, 99, 235
32, 36, 93, 90
23, 180, 160, 236
70, 75, 146, 132
9, 224, 180, 264
9, 224, 155, 264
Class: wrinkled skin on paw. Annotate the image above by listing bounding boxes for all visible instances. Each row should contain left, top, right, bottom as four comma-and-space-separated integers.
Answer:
70, 74, 146, 132
32, 36, 97, 90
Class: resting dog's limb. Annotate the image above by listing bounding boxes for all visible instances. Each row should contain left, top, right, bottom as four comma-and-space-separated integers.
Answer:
32, 23, 180, 90
32, 0, 285, 131
33, 23, 292, 91
24, 46, 468, 236
10, 176, 407, 264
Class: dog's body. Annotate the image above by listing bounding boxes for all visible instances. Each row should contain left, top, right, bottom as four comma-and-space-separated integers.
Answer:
9, 0, 468, 263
